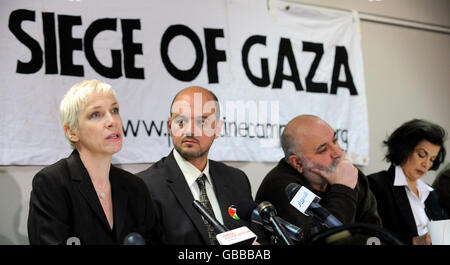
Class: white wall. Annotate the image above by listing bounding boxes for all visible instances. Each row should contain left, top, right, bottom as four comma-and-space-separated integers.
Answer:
1, 0, 449, 244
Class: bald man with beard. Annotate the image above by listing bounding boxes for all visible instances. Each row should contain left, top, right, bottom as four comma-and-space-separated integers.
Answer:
256, 115, 382, 243
137, 86, 265, 245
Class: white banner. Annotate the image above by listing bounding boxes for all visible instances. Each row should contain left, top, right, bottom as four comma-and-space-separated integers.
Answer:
0, 0, 369, 165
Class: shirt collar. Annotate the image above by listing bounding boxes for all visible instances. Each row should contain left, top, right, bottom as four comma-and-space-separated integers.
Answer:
173, 148, 211, 187
394, 165, 434, 192
394, 166, 408, 187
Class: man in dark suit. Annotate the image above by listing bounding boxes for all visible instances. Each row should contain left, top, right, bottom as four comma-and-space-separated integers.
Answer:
137, 86, 264, 245
256, 115, 382, 243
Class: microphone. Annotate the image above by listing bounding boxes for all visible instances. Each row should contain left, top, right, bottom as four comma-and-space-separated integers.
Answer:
285, 183, 343, 228
192, 200, 257, 245
255, 201, 294, 245
192, 200, 228, 233
229, 201, 304, 242
123, 232, 146, 245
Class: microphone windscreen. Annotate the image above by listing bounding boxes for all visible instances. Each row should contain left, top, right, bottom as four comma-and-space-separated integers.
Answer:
123, 232, 145, 245
285, 183, 301, 201
235, 201, 258, 221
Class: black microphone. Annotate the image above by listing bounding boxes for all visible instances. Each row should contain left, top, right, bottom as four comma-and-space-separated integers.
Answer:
230, 201, 304, 242
256, 201, 294, 245
193, 200, 257, 245
192, 200, 228, 233
285, 183, 343, 228
123, 232, 146, 245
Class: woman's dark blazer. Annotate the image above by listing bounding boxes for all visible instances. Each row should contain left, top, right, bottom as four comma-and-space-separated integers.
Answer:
367, 165, 448, 244
27, 150, 161, 245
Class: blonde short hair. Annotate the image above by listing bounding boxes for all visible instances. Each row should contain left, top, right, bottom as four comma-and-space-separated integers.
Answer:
59, 80, 117, 149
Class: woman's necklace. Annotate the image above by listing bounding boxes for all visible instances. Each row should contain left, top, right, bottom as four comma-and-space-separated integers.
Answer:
96, 180, 109, 199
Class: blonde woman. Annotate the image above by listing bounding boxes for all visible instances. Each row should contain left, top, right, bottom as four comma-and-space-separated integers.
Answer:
28, 80, 161, 245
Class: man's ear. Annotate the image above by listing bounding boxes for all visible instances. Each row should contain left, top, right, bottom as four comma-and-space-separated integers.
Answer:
288, 155, 303, 174
64, 124, 79, 143
168, 117, 173, 137
214, 119, 223, 139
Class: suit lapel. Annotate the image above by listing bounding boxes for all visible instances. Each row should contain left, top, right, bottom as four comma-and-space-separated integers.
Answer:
68, 150, 111, 231
110, 167, 128, 240
165, 152, 209, 244
209, 162, 235, 229
392, 186, 417, 234
388, 166, 418, 235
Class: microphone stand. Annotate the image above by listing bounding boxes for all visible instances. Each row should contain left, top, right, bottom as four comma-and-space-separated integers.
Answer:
268, 216, 294, 245
258, 202, 294, 245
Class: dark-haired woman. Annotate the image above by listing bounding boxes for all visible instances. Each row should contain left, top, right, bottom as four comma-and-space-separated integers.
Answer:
368, 119, 448, 245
